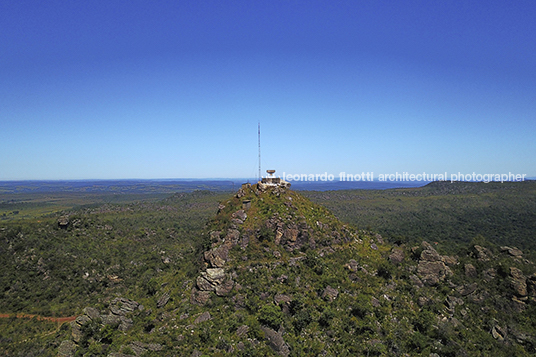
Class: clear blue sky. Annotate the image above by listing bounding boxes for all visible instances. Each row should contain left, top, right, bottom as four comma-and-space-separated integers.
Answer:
2, 0, 535, 180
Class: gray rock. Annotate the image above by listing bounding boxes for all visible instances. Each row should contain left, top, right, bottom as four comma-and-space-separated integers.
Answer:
194, 311, 212, 324
483, 268, 497, 281
58, 216, 69, 228
83, 307, 100, 320
70, 315, 91, 342
236, 325, 249, 337
510, 267, 528, 297
389, 248, 404, 265
204, 245, 229, 268
473, 245, 493, 261
101, 314, 121, 326
274, 294, 292, 305
261, 327, 290, 356
464, 264, 477, 278
233, 209, 248, 221
417, 261, 452, 286
215, 279, 234, 296
118, 315, 133, 331
441, 255, 458, 266
110, 297, 140, 316
190, 288, 211, 306
420, 248, 441, 262
322, 286, 339, 302
346, 259, 359, 272
501, 246, 523, 257
410, 274, 424, 288
157, 292, 170, 308
58, 340, 76, 357
456, 283, 477, 296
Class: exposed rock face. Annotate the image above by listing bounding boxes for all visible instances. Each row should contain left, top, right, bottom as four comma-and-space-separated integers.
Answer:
109, 297, 141, 316
473, 245, 493, 261
233, 209, 247, 222
465, 264, 477, 278
194, 311, 212, 324
322, 286, 339, 302
417, 241, 453, 286
457, 283, 478, 296
236, 325, 249, 337
58, 340, 76, 357
261, 327, 290, 356
483, 268, 497, 281
127, 341, 163, 355
389, 248, 405, 265
501, 246, 523, 258
157, 292, 170, 308
204, 245, 229, 268
190, 289, 211, 305
70, 298, 141, 344
58, 216, 69, 228
346, 259, 359, 272
510, 267, 528, 297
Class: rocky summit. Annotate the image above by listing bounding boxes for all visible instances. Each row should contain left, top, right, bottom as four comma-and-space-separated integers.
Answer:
56, 183, 536, 356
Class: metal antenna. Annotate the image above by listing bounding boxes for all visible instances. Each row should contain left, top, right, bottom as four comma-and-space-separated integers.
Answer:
258, 122, 261, 181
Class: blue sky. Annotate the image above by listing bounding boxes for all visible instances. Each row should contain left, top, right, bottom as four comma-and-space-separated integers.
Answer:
1, 0, 535, 180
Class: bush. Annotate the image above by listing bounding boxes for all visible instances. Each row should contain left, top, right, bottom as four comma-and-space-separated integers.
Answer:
258, 304, 283, 330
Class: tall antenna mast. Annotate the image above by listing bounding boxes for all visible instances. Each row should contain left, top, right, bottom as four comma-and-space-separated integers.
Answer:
258, 122, 261, 181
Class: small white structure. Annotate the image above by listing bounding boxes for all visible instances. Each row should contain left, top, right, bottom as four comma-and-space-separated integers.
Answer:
258, 169, 291, 189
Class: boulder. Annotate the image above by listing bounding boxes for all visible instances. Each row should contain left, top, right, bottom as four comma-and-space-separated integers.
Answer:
389, 249, 404, 265
420, 244, 441, 262
274, 294, 292, 305
346, 259, 359, 272
157, 292, 170, 308
58, 216, 70, 228
109, 297, 140, 316
456, 283, 478, 296
190, 288, 211, 306
510, 267, 528, 297
236, 325, 249, 337
196, 275, 215, 291
410, 274, 424, 288
83, 307, 100, 320
194, 311, 212, 324
464, 264, 477, 278
441, 255, 458, 266
322, 286, 339, 302
261, 327, 290, 356
233, 209, 248, 221
417, 261, 452, 286
417, 242, 453, 285
215, 279, 234, 296
58, 340, 76, 357
71, 315, 91, 342
501, 246, 523, 257
204, 245, 229, 268
473, 245, 493, 261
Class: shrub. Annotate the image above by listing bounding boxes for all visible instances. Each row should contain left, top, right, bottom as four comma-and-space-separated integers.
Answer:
258, 304, 283, 330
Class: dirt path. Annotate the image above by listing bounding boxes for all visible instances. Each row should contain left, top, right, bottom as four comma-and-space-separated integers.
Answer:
0, 313, 77, 323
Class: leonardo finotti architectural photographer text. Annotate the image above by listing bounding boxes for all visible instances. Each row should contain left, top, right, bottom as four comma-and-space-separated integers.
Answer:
281, 172, 527, 183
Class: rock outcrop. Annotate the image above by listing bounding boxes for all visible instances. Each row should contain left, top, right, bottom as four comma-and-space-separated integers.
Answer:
416, 242, 453, 286
70, 298, 142, 343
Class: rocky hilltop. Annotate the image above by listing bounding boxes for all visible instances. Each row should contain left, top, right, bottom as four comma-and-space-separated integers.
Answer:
60, 183, 536, 356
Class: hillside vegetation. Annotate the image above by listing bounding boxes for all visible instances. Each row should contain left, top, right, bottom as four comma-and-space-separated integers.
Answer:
303, 181, 536, 253
0, 182, 535, 356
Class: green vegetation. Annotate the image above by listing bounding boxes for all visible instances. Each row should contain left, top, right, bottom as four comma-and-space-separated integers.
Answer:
302, 180, 536, 252
1, 181, 535, 356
